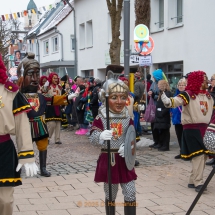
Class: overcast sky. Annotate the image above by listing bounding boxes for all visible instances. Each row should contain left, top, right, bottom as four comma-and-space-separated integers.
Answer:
0, 0, 58, 15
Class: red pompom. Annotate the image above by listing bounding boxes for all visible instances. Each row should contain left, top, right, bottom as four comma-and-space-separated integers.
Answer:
185, 71, 206, 95
0, 55, 8, 84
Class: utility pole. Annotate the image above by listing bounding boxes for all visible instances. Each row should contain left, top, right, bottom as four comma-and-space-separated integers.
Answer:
124, 0, 130, 79
63, 0, 78, 75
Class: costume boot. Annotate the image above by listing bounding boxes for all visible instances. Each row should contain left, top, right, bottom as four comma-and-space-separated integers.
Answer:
39, 150, 51, 177
124, 200, 136, 215
105, 199, 115, 215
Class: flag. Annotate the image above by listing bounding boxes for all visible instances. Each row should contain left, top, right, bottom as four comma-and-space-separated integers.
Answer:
9, 14, 13, 20
49, 4, 53, 9
5, 14, 9, 20
17, 12, 20, 18
1, 15, 5, 21
43, 6, 46, 11
13, 13, 17, 19
32, 39, 34, 44
28, 10, 32, 15
32, 9, 36, 14
21, 12, 24, 17
23, 10, 28, 16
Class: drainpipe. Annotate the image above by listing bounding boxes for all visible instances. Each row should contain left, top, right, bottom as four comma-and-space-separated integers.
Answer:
54, 27, 64, 61
63, 0, 77, 75
34, 33, 40, 63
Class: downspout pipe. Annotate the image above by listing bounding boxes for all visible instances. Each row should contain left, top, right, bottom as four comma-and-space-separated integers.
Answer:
34, 33, 40, 63
54, 27, 64, 61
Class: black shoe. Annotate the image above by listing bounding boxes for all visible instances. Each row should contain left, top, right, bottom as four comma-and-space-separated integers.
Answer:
135, 160, 140, 166
149, 143, 157, 149
206, 158, 215, 166
105, 199, 115, 215
174, 154, 181, 159
55, 141, 62, 144
195, 185, 207, 192
154, 144, 162, 149
124, 200, 136, 215
39, 150, 51, 177
158, 146, 169, 151
188, 184, 195, 188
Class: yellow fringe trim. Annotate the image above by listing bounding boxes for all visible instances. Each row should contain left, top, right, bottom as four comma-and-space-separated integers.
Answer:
45, 118, 62, 121
0, 178, 22, 183
170, 98, 175, 108
178, 94, 188, 105
13, 105, 31, 114
18, 151, 34, 157
181, 150, 215, 158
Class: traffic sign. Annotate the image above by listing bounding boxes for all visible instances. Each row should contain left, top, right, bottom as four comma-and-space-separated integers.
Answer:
134, 24, 149, 42
139, 55, 152, 66
130, 55, 140, 64
134, 36, 154, 56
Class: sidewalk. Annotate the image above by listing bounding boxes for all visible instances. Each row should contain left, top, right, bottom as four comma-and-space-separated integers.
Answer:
14, 145, 215, 215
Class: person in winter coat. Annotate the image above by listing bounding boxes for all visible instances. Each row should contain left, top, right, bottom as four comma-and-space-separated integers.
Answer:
153, 80, 172, 151
90, 79, 102, 118
148, 69, 165, 149
170, 78, 186, 159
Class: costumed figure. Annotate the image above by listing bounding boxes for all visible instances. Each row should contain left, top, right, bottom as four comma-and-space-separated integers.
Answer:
17, 53, 77, 177
90, 65, 137, 215
160, 71, 215, 192
38, 75, 48, 93
60, 75, 69, 130
0, 55, 38, 215
45, 72, 64, 144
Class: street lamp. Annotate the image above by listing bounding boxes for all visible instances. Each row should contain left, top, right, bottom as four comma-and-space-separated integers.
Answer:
62, 0, 78, 76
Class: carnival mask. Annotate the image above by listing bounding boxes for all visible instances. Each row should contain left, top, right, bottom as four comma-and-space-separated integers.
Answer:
52, 75, 59, 85
108, 92, 128, 113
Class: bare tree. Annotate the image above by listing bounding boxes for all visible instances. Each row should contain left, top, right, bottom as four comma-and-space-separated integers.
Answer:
0, 19, 22, 67
135, 0, 150, 29
106, 0, 123, 65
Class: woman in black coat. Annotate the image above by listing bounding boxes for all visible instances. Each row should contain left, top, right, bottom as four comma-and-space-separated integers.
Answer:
153, 80, 172, 151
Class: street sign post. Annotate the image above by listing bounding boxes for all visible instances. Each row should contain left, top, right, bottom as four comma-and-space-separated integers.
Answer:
139, 55, 152, 66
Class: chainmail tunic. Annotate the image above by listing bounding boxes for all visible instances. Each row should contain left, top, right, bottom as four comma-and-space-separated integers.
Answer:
89, 107, 131, 149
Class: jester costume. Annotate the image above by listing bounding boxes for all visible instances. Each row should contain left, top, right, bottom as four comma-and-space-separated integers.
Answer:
17, 54, 70, 177
162, 71, 215, 191
90, 68, 137, 215
0, 56, 35, 215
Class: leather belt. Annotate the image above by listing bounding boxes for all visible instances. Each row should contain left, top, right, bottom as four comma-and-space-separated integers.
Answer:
101, 148, 119, 153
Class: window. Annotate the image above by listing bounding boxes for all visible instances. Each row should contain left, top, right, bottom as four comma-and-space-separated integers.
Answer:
177, 0, 183, 23
159, 0, 164, 28
86, 20, 93, 47
44, 40, 49, 55
52, 36, 59, 52
79, 23, 85, 49
71, 35, 75, 51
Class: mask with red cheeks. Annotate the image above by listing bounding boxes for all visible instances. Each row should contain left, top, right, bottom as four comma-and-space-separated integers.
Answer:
108, 92, 128, 113
52, 75, 58, 85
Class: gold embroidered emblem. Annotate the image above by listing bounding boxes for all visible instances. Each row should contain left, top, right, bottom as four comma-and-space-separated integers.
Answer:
0, 96, 4, 109
9, 86, 12, 90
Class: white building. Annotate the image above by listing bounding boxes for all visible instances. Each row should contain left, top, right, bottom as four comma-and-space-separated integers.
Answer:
74, 0, 136, 80
150, 0, 215, 90
74, 0, 215, 90
26, 1, 75, 78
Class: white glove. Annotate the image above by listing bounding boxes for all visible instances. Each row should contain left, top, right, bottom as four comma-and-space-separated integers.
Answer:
44, 80, 49, 87
16, 162, 39, 177
161, 92, 171, 105
118, 144, 125, 157
68, 93, 78, 100
118, 144, 134, 157
99, 130, 113, 140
